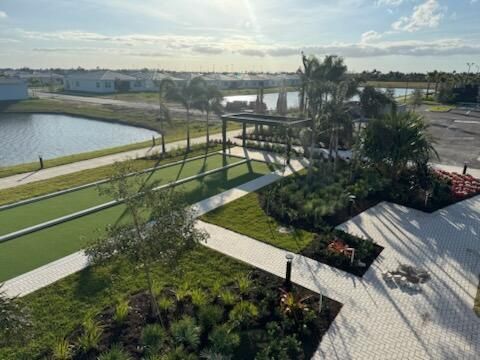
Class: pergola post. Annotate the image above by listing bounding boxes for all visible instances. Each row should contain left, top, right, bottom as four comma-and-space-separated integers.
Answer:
222, 118, 227, 154
242, 122, 247, 148
286, 126, 292, 165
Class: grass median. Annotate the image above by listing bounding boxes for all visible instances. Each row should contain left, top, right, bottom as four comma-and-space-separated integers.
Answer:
0, 159, 276, 281
0, 154, 244, 236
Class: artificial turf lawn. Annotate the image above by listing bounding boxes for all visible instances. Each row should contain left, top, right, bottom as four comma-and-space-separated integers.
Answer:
201, 192, 315, 253
0, 160, 276, 281
0, 246, 250, 359
0, 154, 244, 236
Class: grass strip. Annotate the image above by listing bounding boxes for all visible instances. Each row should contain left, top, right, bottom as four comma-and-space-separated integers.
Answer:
0, 160, 275, 281
201, 192, 315, 253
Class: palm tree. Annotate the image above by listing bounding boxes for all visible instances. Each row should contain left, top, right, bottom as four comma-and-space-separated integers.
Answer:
361, 111, 438, 182
359, 85, 395, 119
156, 78, 174, 154
195, 84, 223, 145
297, 52, 319, 115
165, 77, 206, 151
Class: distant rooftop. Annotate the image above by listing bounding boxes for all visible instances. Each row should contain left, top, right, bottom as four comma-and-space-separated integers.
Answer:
65, 71, 136, 81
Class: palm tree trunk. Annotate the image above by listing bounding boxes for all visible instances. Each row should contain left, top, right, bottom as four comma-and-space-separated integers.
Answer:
206, 110, 210, 145
186, 107, 191, 151
307, 118, 316, 182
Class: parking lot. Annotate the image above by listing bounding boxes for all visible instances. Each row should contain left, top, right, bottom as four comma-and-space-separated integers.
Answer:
422, 106, 480, 169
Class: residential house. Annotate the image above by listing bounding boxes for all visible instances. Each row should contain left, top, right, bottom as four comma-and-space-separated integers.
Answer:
63, 71, 136, 93
0, 79, 29, 101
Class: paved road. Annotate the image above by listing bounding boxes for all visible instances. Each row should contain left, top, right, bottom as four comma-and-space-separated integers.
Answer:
0, 129, 244, 190
35, 91, 205, 117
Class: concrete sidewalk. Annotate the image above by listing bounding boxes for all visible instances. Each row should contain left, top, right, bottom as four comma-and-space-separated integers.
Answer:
0, 129, 243, 190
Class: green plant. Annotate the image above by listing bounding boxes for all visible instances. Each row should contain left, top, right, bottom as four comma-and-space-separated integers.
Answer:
162, 346, 197, 360
0, 285, 31, 346
190, 288, 209, 307
210, 280, 223, 299
113, 298, 129, 325
141, 323, 166, 356
77, 316, 103, 353
256, 322, 303, 359
219, 291, 236, 306
170, 316, 201, 350
228, 301, 258, 329
208, 324, 240, 355
157, 296, 174, 313
52, 338, 72, 360
198, 305, 224, 331
97, 344, 132, 360
235, 274, 253, 296
174, 281, 192, 303
279, 289, 312, 323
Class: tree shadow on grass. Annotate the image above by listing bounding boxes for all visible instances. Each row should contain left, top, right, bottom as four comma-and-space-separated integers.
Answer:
73, 265, 111, 300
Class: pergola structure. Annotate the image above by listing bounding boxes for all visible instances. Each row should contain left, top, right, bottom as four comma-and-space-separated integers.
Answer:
221, 113, 312, 163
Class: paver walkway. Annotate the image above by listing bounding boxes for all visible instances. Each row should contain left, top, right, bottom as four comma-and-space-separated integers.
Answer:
0, 129, 244, 190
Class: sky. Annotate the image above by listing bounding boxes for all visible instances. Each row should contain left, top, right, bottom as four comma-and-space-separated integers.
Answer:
0, 0, 479, 73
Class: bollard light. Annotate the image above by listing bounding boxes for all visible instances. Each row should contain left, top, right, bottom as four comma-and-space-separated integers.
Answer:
463, 161, 468, 175
285, 253, 294, 291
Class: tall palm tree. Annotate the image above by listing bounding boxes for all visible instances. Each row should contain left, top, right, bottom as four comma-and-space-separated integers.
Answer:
195, 84, 223, 145
359, 85, 395, 119
156, 78, 174, 154
165, 77, 206, 151
297, 52, 319, 116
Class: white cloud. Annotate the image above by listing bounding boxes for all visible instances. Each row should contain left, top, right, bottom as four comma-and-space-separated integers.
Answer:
0, 11, 7, 18
361, 30, 383, 43
392, 0, 445, 32
376, 0, 405, 7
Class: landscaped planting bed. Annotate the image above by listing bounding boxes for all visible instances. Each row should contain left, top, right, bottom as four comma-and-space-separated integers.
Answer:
0, 160, 276, 281
202, 191, 383, 277
1, 247, 341, 359
433, 169, 480, 199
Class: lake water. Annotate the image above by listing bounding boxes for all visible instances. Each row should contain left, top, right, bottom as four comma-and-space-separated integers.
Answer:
0, 113, 159, 166
224, 88, 415, 110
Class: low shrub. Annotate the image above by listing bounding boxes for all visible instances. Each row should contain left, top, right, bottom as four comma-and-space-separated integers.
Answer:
77, 316, 103, 353
97, 344, 132, 360
113, 298, 129, 325
208, 324, 240, 355
198, 304, 224, 331
51, 338, 72, 360
170, 316, 201, 350
141, 323, 166, 356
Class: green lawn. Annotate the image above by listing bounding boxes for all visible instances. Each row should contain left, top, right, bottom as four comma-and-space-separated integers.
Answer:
0, 145, 222, 206
0, 160, 275, 281
201, 192, 315, 253
0, 247, 250, 359
0, 99, 240, 178
0, 154, 244, 236
428, 105, 455, 112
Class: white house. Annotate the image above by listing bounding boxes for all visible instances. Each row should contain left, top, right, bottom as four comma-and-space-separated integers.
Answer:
63, 71, 137, 93
0, 79, 28, 101
129, 71, 185, 91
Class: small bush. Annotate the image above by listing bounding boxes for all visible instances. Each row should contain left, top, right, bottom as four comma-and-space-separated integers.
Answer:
113, 299, 129, 325
77, 317, 103, 353
198, 305, 224, 331
162, 346, 197, 360
235, 274, 253, 296
219, 291, 236, 307
171, 316, 201, 350
157, 296, 174, 313
190, 288, 209, 307
97, 344, 131, 360
141, 323, 166, 355
228, 301, 258, 329
51, 338, 72, 360
208, 324, 240, 355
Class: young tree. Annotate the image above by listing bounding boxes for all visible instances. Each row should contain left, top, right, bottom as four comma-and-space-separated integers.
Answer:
0, 285, 31, 347
156, 78, 174, 154
86, 163, 207, 322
